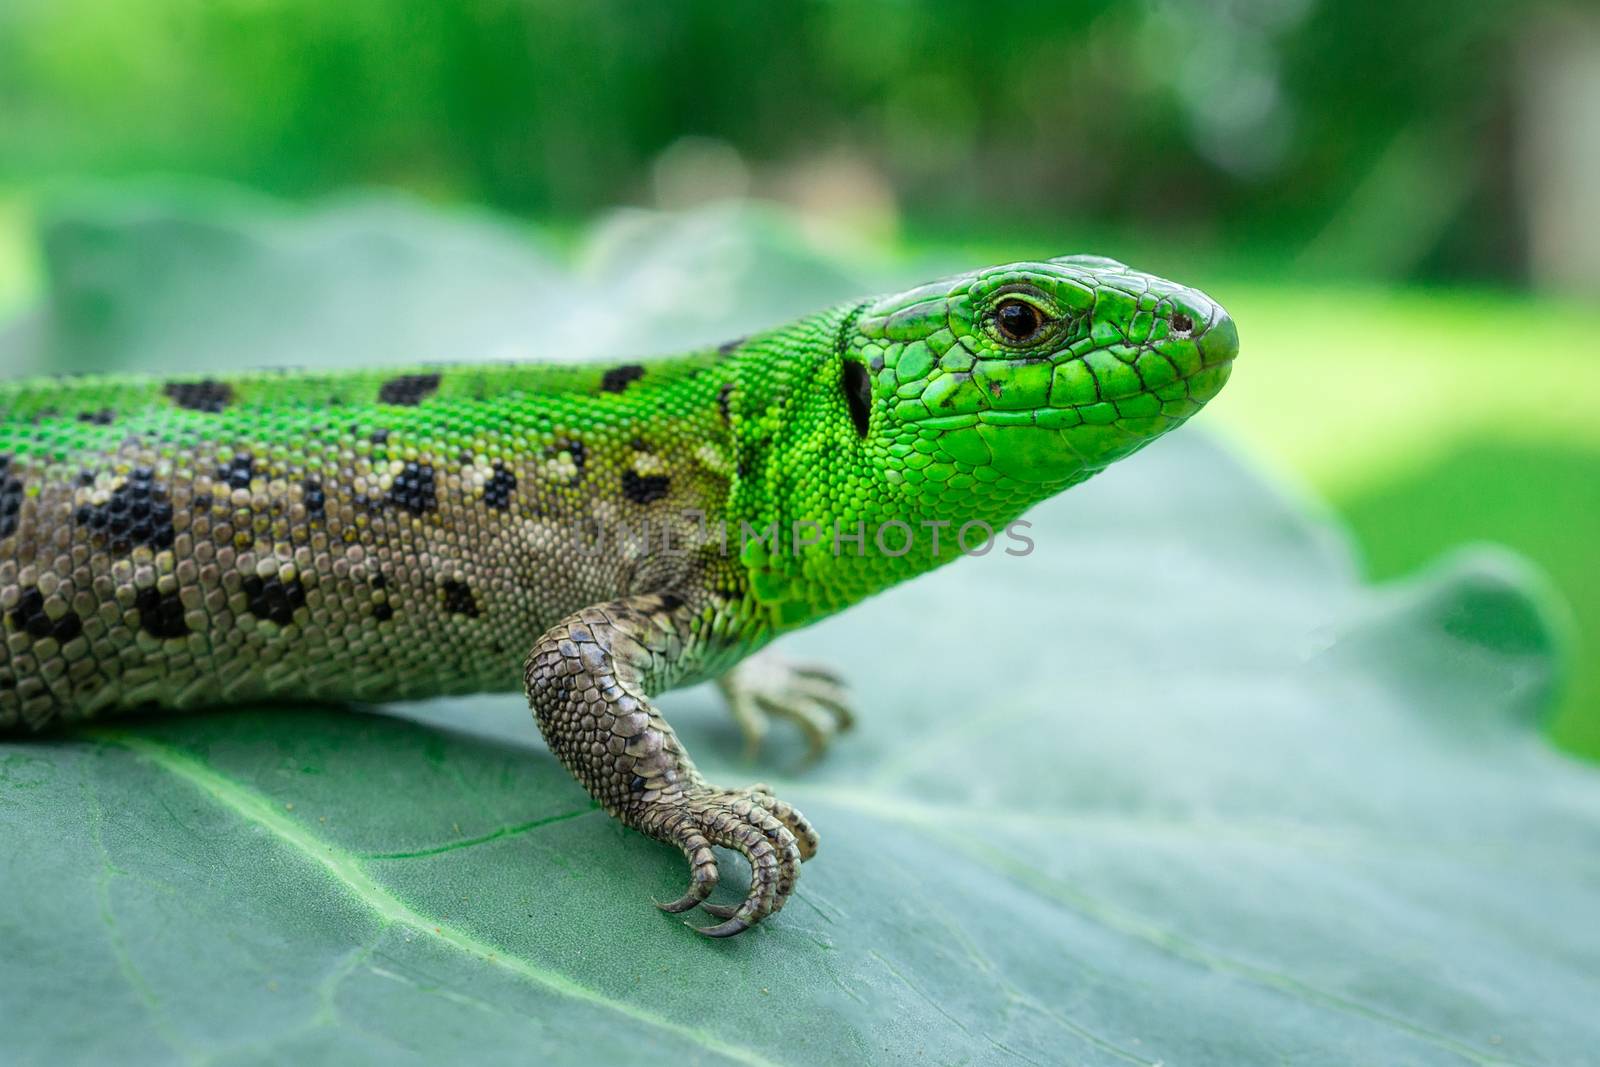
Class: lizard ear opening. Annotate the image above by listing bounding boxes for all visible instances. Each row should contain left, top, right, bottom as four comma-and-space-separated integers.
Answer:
840, 359, 872, 438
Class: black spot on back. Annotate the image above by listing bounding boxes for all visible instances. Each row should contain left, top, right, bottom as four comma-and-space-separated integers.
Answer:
370, 429, 390, 445
8, 587, 82, 643
717, 337, 746, 355
372, 602, 394, 622
301, 478, 325, 517
76, 409, 115, 426
441, 580, 479, 618
378, 373, 441, 406
75, 467, 176, 555
217, 455, 255, 490
1, 458, 22, 539
600, 364, 645, 393
717, 382, 735, 426
135, 587, 188, 639
484, 464, 516, 510
53, 611, 83, 643
163, 379, 233, 413
386, 461, 437, 515
551, 438, 586, 487
622, 470, 671, 505
242, 574, 306, 627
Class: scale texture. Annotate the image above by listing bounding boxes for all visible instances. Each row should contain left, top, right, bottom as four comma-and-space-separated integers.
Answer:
0, 254, 1236, 932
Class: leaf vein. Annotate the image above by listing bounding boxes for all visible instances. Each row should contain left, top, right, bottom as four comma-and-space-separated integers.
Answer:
95, 730, 779, 1067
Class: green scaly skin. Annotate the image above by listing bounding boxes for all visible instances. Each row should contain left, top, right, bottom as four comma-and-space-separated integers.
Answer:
0, 255, 1237, 935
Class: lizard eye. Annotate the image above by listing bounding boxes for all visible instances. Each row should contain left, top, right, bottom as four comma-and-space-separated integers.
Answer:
993, 298, 1048, 345
840, 360, 872, 438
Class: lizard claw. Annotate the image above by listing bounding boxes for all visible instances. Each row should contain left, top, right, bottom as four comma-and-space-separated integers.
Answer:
655, 828, 718, 913
717, 652, 855, 762
697, 916, 751, 939
641, 784, 810, 936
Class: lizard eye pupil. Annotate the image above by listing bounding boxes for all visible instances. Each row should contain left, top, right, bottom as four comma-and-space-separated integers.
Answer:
841, 360, 872, 438
995, 299, 1044, 343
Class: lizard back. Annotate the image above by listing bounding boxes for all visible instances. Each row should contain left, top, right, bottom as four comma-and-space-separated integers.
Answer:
0, 353, 737, 728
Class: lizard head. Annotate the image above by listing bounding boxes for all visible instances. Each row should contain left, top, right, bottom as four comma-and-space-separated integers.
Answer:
840, 255, 1237, 497
730, 255, 1236, 625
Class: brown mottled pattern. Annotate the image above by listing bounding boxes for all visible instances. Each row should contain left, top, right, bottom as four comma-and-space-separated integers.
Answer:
0, 357, 745, 729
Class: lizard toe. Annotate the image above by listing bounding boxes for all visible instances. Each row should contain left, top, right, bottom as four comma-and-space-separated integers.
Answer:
792, 669, 855, 733
690, 821, 784, 934
749, 782, 820, 861
642, 785, 804, 935
789, 663, 847, 687
655, 826, 719, 914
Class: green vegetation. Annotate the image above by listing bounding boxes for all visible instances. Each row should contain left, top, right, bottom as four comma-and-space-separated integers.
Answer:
0, 192, 39, 322
1202, 286, 1599, 757
0, 0, 1555, 284
1340, 442, 1597, 753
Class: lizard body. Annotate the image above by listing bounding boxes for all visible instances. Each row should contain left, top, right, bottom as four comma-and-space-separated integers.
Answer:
0, 255, 1236, 934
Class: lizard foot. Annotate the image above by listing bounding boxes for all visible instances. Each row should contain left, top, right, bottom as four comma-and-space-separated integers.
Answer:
647, 783, 818, 937
716, 652, 855, 763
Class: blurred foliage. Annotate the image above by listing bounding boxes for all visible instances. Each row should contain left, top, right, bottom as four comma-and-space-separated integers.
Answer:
1203, 286, 1600, 758
0, 0, 1569, 283
1340, 441, 1599, 757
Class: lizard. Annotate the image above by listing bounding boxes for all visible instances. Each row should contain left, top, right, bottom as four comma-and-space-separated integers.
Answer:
0, 254, 1237, 936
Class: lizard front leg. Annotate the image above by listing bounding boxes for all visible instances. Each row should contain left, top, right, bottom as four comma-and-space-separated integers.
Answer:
523, 593, 818, 936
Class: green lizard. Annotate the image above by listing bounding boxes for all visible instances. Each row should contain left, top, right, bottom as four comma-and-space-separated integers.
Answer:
0, 255, 1236, 936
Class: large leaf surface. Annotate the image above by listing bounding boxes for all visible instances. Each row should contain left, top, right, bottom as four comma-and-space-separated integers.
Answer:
2, 190, 1596, 1066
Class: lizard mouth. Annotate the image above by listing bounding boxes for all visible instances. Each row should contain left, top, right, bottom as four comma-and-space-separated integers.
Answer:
907, 348, 1234, 432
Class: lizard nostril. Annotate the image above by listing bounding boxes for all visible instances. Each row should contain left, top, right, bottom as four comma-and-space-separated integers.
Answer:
1169, 312, 1194, 336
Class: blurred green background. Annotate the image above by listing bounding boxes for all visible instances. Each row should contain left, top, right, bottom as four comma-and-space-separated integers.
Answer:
1, 0, 1596, 757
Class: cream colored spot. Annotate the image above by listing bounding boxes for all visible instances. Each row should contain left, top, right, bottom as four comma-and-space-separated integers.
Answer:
631, 451, 668, 477
694, 443, 732, 475
541, 455, 578, 484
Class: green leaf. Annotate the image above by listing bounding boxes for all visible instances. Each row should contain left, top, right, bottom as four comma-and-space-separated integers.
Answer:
4, 189, 1597, 1065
